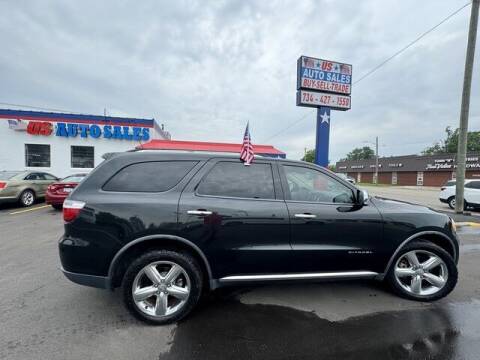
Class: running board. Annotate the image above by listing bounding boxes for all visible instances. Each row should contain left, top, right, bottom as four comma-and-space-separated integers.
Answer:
219, 271, 378, 283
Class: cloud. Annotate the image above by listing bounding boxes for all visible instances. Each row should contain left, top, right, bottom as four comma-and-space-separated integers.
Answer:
0, 0, 478, 162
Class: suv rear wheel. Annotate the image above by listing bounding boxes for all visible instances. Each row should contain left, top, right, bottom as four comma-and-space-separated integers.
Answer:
386, 240, 457, 301
122, 250, 203, 324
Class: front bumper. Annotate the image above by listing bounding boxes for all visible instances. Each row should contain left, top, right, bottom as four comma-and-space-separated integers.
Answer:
439, 198, 448, 204
60, 267, 109, 289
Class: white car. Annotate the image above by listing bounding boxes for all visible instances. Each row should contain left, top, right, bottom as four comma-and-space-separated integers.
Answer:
336, 173, 356, 184
439, 179, 480, 209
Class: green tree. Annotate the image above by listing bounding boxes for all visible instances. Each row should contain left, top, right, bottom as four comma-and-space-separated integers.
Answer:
301, 149, 315, 163
343, 146, 375, 161
423, 127, 480, 155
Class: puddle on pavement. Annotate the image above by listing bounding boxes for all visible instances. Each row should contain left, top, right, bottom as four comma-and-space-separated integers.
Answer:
159, 289, 480, 360
460, 243, 480, 253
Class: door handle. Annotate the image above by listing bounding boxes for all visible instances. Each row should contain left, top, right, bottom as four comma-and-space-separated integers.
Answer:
294, 213, 317, 219
187, 210, 213, 216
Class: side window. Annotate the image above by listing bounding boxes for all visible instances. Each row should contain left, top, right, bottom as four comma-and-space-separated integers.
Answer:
103, 161, 198, 192
42, 173, 57, 180
283, 165, 355, 203
467, 181, 480, 189
25, 173, 39, 180
197, 162, 275, 199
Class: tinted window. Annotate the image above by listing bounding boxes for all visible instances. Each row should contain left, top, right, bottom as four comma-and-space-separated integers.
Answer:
25, 173, 41, 180
466, 181, 480, 189
197, 162, 275, 199
103, 161, 197, 192
283, 165, 354, 203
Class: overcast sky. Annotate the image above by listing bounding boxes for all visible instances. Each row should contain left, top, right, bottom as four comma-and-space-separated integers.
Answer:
0, 0, 478, 162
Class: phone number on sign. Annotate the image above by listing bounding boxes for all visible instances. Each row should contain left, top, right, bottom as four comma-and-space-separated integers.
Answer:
300, 91, 350, 109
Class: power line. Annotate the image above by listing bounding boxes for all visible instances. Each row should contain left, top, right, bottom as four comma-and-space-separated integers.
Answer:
0, 101, 78, 114
354, 1, 471, 85
263, 1, 472, 143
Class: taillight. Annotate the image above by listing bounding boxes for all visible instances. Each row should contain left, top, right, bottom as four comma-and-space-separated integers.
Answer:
0, 182, 6, 189
63, 199, 85, 222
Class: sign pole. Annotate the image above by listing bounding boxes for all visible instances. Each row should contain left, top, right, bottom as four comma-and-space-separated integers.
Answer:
315, 107, 331, 167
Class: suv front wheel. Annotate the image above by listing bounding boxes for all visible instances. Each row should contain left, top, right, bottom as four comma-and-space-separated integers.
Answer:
386, 240, 457, 301
122, 250, 203, 324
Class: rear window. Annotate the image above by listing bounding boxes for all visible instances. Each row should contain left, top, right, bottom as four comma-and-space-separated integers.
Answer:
61, 174, 87, 183
0, 171, 22, 180
103, 161, 197, 192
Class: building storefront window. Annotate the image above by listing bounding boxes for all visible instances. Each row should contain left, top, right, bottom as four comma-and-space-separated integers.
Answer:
25, 144, 50, 167
71, 146, 94, 168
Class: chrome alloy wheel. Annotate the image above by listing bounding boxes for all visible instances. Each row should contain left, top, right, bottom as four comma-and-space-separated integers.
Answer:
132, 261, 191, 318
394, 250, 448, 296
22, 191, 34, 206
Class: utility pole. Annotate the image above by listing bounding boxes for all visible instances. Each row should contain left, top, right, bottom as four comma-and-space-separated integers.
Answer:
375, 136, 379, 185
455, 0, 479, 213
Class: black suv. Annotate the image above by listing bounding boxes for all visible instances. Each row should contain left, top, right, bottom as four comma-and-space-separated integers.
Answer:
59, 151, 459, 324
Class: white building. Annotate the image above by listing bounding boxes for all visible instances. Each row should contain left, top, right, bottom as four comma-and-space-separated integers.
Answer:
0, 109, 170, 178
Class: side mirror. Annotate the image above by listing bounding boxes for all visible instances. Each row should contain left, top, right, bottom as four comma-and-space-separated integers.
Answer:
356, 189, 369, 205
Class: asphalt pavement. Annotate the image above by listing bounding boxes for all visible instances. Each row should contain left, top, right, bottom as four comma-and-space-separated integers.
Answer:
1, 193, 480, 359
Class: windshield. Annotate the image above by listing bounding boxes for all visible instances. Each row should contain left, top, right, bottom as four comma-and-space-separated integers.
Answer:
61, 174, 87, 183
444, 180, 456, 186
0, 171, 23, 180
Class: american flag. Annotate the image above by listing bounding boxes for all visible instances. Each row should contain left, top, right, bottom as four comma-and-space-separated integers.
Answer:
240, 122, 254, 166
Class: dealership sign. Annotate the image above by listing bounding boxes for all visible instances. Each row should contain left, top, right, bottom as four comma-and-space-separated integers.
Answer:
19, 120, 150, 141
297, 56, 352, 95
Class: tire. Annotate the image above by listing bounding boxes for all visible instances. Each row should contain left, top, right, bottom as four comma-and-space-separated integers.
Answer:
447, 196, 467, 210
19, 189, 36, 207
52, 204, 63, 210
386, 240, 458, 302
447, 196, 455, 209
122, 250, 203, 325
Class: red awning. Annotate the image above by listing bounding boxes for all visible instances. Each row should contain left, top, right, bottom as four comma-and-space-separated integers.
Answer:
136, 139, 285, 157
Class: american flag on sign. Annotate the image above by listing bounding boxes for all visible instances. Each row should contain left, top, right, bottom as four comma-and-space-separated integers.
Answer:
7, 119, 27, 131
240, 122, 254, 166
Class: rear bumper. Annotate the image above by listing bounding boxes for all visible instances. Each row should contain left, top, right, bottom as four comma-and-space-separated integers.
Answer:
0, 196, 18, 203
60, 267, 109, 289
46, 192, 67, 205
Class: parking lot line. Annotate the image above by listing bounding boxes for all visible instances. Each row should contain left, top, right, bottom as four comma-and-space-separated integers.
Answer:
9, 204, 51, 215
457, 222, 480, 228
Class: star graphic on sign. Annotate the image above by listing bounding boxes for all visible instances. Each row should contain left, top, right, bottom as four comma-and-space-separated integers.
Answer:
320, 111, 330, 124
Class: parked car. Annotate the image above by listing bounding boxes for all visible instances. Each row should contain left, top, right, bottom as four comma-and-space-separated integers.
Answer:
439, 179, 480, 209
336, 172, 356, 184
59, 152, 459, 324
46, 173, 88, 210
0, 170, 59, 207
